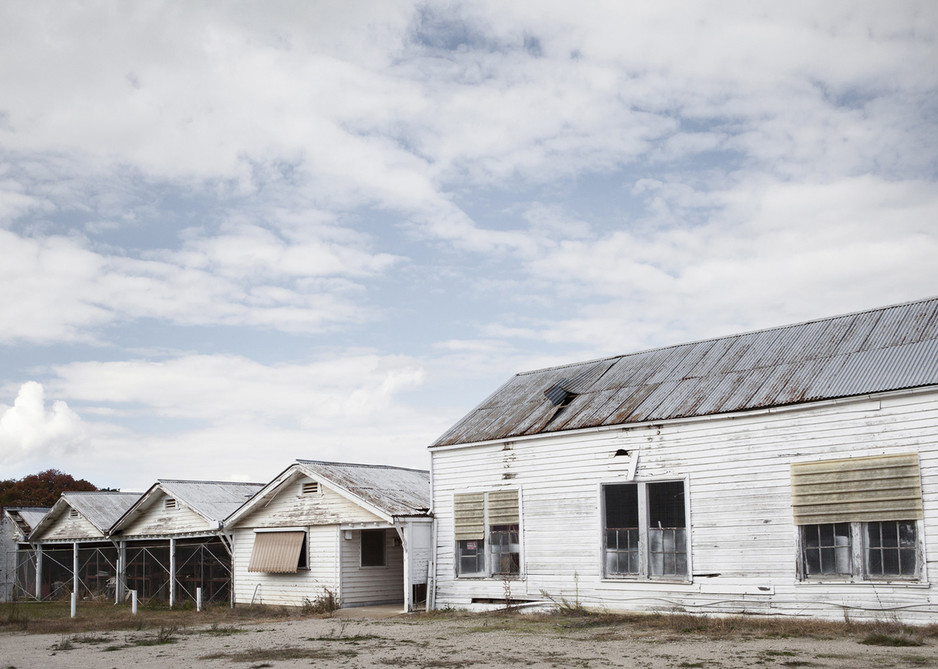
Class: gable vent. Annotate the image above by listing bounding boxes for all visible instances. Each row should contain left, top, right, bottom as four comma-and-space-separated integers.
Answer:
301, 481, 319, 495
164, 498, 177, 510
69, 509, 79, 518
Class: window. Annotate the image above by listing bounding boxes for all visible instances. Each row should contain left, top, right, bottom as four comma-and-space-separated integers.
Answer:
603, 481, 688, 580
454, 489, 521, 577
247, 531, 308, 573
490, 525, 520, 575
799, 521, 919, 580
361, 529, 386, 567
791, 454, 923, 582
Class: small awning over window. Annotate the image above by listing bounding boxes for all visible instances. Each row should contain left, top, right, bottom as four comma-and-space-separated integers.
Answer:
488, 489, 519, 526
248, 531, 305, 573
454, 493, 484, 541
791, 453, 923, 525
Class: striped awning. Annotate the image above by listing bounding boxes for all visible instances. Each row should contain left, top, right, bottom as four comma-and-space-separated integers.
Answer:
248, 531, 305, 573
791, 453, 923, 525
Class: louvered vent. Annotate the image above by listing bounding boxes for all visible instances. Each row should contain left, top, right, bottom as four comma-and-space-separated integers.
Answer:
164, 498, 177, 510
301, 481, 319, 495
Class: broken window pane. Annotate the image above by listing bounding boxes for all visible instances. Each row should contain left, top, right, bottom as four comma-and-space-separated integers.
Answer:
490, 524, 520, 575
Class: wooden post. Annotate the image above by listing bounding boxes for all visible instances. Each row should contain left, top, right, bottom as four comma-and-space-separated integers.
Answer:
116, 540, 126, 604
72, 542, 79, 601
169, 538, 176, 608
34, 545, 42, 600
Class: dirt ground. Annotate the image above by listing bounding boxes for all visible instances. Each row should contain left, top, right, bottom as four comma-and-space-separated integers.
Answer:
2, 610, 937, 668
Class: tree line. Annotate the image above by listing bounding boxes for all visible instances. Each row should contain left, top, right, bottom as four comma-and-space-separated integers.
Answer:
0, 469, 99, 508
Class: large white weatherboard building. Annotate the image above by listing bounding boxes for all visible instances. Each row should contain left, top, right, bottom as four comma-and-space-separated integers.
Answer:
428, 297, 938, 622
226, 460, 432, 612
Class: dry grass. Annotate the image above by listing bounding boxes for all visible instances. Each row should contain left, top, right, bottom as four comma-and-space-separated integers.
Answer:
0, 600, 326, 635
412, 607, 938, 644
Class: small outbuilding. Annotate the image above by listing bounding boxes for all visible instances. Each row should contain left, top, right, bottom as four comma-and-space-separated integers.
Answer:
226, 460, 432, 612
429, 297, 938, 622
109, 479, 264, 606
25, 492, 140, 601
0, 507, 49, 601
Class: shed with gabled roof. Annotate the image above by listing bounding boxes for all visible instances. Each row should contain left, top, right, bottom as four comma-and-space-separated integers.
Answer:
226, 460, 431, 612
429, 296, 938, 623
109, 479, 264, 606
26, 491, 140, 601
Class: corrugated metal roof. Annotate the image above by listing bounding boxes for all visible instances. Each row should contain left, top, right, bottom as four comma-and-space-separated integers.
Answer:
31, 491, 141, 539
296, 460, 431, 518
6, 507, 50, 531
432, 297, 938, 447
3, 507, 50, 539
157, 480, 265, 523
62, 492, 141, 533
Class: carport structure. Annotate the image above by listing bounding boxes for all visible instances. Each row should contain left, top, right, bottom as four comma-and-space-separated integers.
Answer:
25, 492, 140, 601
109, 479, 263, 606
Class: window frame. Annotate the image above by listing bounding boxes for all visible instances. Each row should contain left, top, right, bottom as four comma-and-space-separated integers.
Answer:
360, 529, 387, 568
797, 519, 923, 582
454, 489, 523, 579
601, 479, 691, 583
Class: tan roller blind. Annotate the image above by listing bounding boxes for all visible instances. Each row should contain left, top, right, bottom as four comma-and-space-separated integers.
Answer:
791, 453, 923, 525
454, 493, 485, 541
487, 489, 519, 526
248, 531, 305, 573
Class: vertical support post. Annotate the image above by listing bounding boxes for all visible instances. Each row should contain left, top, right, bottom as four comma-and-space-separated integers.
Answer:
399, 524, 411, 613
70, 591, 77, 618
116, 540, 126, 604
196, 586, 202, 612
169, 538, 176, 608
131, 589, 137, 615
35, 545, 43, 600
72, 542, 79, 600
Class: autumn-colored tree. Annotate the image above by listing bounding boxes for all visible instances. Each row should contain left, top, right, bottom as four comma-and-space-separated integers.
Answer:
0, 469, 98, 508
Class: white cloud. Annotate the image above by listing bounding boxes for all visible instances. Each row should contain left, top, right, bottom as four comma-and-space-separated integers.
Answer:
0, 381, 87, 467
29, 352, 441, 488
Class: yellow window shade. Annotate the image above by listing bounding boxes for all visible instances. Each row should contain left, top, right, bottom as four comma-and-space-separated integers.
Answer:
791, 453, 922, 525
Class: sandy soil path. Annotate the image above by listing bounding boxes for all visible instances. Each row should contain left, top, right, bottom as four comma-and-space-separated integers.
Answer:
1, 613, 935, 668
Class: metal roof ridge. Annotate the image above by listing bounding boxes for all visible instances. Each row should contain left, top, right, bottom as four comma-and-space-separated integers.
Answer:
295, 459, 429, 474
158, 478, 265, 486
513, 295, 938, 378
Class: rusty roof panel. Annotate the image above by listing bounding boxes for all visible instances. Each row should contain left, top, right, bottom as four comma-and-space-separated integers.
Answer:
432, 297, 938, 447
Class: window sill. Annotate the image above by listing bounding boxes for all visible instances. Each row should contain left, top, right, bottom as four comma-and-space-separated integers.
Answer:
797, 578, 929, 588
602, 577, 692, 585
456, 575, 525, 581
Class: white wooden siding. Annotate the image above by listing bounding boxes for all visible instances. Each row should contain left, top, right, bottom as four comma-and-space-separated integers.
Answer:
339, 529, 404, 606
33, 512, 102, 542
231, 475, 392, 607
232, 526, 338, 606
431, 389, 938, 622
238, 477, 383, 529
119, 493, 212, 538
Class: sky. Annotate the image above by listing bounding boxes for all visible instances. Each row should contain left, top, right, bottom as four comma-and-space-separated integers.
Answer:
1, 1, 937, 491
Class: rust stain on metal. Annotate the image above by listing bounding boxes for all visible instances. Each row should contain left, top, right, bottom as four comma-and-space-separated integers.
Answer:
432, 298, 938, 447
